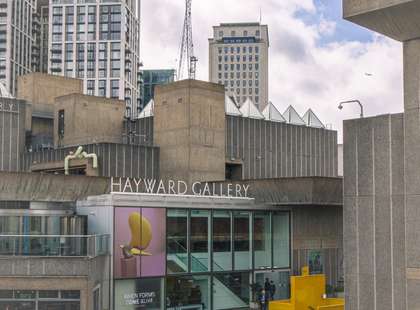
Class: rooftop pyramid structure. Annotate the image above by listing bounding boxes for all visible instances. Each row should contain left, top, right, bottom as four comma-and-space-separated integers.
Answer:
239, 98, 264, 119
138, 99, 154, 118
225, 94, 242, 116
0, 82, 13, 99
283, 105, 305, 125
262, 102, 286, 122
302, 109, 325, 128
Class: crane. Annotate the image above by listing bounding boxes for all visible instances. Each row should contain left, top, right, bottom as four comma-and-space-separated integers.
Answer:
177, 0, 198, 80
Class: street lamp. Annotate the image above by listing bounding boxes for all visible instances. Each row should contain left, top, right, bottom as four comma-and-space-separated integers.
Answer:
338, 100, 364, 118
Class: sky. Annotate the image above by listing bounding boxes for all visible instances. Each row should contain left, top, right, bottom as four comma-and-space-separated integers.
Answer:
140, 0, 403, 142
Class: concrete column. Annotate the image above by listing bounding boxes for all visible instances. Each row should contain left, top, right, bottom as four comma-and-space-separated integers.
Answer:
403, 39, 420, 308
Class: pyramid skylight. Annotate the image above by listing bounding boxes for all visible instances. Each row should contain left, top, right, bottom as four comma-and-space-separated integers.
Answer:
262, 102, 286, 122
138, 99, 154, 119
302, 109, 325, 128
283, 105, 305, 125
239, 98, 265, 119
225, 94, 242, 116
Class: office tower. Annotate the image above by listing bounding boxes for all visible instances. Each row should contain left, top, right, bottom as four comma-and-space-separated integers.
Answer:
48, 0, 141, 118
38, 0, 49, 73
209, 22, 269, 111
141, 69, 175, 109
0, 0, 40, 96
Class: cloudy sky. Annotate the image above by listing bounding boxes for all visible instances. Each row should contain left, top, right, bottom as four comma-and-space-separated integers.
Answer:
141, 0, 403, 142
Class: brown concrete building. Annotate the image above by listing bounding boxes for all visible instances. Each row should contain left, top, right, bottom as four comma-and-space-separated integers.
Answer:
154, 80, 226, 184
54, 94, 125, 148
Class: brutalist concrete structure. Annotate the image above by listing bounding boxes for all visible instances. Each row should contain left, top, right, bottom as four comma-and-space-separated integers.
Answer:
343, 0, 420, 309
0, 98, 27, 172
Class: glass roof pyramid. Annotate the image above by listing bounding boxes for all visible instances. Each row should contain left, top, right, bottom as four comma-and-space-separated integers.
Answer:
283, 105, 306, 125
262, 102, 286, 122
302, 109, 325, 128
138, 99, 154, 118
0, 82, 13, 99
239, 98, 265, 119
225, 94, 242, 116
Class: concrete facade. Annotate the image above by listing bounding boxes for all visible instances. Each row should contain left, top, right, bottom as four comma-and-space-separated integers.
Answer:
226, 115, 338, 179
136, 115, 338, 180
154, 80, 226, 185
343, 114, 406, 310
343, 1, 420, 308
21, 143, 159, 180
0, 99, 27, 172
53, 94, 125, 147
17, 73, 83, 134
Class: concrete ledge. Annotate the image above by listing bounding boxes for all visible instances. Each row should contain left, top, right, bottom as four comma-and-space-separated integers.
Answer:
0, 171, 109, 202
343, 0, 420, 41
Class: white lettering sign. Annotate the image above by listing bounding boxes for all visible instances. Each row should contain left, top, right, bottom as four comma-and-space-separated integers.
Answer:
110, 177, 250, 198
0, 102, 16, 113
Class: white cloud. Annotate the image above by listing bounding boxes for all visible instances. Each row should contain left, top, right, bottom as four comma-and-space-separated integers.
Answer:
140, 0, 403, 142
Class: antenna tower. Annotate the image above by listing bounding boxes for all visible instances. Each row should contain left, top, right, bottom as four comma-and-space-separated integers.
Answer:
177, 0, 197, 80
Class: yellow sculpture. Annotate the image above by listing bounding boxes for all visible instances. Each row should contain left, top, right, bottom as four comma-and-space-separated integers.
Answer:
120, 212, 153, 257
269, 267, 344, 310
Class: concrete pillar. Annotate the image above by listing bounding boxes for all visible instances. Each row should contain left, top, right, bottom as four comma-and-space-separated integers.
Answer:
343, 1, 420, 309
403, 39, 420, 307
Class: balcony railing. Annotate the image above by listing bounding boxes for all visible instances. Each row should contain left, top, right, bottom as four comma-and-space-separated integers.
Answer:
0, 234, 110, 258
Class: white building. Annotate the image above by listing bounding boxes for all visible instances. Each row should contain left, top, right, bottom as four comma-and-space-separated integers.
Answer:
48, 0, 141, 118
0, 0, 39, 96
209, 22, 269, 111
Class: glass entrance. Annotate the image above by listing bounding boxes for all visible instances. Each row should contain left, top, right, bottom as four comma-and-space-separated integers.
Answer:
254, 270, 290, 301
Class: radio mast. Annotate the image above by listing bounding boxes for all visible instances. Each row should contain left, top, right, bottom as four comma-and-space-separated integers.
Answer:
177, 0, 198, 80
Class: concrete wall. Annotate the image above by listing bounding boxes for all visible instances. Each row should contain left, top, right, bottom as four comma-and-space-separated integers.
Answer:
124, 117, 154, 146
0, 98, 27, 172
154, 79, 226, 184
343, 114, 406, 310
21, 143, 159, 180
17, 73, 83, 131
226, 115, 338, 179
343, 0, 420, 41
292, 205, 343, 288
0, 255, 111, 310
54, 94, 125, 147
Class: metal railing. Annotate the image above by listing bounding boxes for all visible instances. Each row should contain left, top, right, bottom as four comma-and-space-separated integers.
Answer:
0, 234, 110, 258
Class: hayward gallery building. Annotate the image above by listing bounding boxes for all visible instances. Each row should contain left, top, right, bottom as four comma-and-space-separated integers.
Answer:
0, 74, 342, 310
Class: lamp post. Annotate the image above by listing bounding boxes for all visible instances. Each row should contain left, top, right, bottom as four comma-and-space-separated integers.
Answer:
338, 100, 364, 118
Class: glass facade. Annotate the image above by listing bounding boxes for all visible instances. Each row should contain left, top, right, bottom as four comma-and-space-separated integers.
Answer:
141, 70, 175, 110
116, 207, 290, 310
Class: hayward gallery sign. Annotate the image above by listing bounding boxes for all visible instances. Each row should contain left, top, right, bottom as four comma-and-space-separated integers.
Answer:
111, 177, 250, 198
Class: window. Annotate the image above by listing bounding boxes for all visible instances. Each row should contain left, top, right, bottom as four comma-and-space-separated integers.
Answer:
213, 211, 232, 271
218, 47, 222, 54
167, 210, 188, 274
191, 210, 210, 272
256, 30, 260, 37
87, 80, 95, 95
231, 30, 236, 36
243, 30, 248, 36
249, 46, 253, 53
219, 30, 223, 37
111, 80, 119, 98
230, 47, 234, 53
255, 46, 259, 53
